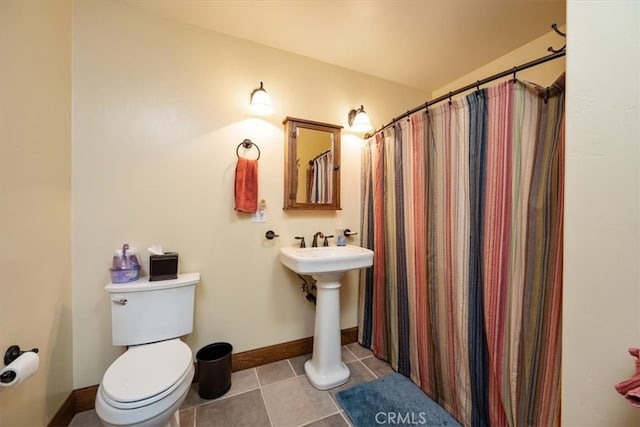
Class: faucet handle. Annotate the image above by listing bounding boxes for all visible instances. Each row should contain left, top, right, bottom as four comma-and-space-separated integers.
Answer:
323, 235, 334, 246
294, 236, 306, 248
265, 230, 279, 240
344, 229, 358, 237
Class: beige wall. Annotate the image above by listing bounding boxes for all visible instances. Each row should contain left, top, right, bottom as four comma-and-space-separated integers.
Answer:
563, 1, 640, 426
432, 26, 566, 99
72, 0, 427, 388
0, 0, 73, 425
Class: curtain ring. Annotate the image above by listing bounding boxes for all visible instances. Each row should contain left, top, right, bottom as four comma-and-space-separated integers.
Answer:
544, 87, 550, 104
513, 67, 518, 82
448, 92, 452, 105
476, 81, 481, 92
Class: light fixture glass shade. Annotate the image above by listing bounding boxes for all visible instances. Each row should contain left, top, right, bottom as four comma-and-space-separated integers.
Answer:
249, 82, 274, 115
349, 105, 372, 132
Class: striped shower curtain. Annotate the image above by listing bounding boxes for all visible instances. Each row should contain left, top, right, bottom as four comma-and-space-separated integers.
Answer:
309, 150, 333, 203
358, 76, 564, 427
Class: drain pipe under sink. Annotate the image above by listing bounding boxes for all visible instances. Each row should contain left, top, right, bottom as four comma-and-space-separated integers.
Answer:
297, 274, 317, 306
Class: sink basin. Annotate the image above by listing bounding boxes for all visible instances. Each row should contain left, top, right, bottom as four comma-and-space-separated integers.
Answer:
280, 244, 374, 390
280, 245, 373, 275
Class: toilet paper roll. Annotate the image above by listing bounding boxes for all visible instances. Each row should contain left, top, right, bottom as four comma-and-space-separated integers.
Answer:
0, 351, 39, 388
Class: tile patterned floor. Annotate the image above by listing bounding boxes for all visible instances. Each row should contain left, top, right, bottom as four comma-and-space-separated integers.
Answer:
69, 343, 393, 427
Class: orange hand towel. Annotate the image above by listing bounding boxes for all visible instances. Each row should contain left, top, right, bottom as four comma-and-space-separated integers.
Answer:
615, 348, 640, 399
625, 387, 640, 407
234, 157, 258, 213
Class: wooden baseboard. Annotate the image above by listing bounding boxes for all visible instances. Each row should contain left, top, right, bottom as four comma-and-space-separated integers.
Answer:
232, 326, 358, 372
340, 326, 358, 346
74, 384, 100, 413
47, 391, 75, 427
50, 327, 358, 425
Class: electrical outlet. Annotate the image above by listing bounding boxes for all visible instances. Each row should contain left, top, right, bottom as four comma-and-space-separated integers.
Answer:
250, 209, 266, 223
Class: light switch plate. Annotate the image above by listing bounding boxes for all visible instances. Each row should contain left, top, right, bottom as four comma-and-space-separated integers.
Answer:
250, 209, 266, 223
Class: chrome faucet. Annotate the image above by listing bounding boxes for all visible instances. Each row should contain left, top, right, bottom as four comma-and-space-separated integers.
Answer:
311, 232, 324, 247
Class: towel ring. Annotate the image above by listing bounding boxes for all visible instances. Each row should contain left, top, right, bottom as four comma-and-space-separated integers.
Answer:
236, 139, 260, 160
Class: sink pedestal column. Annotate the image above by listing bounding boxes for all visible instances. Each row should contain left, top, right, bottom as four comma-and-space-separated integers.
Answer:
304, 272, 350, 390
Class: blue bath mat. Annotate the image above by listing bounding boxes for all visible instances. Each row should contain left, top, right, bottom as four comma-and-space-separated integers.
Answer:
336, 373, 461, 427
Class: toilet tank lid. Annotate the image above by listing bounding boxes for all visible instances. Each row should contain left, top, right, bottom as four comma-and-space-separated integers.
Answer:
105, 272, 200, 293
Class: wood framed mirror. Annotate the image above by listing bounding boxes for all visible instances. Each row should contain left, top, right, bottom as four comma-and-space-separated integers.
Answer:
283, 117, 342, 210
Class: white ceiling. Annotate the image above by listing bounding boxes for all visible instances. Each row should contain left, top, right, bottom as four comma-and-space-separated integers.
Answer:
118, 0, 566, 93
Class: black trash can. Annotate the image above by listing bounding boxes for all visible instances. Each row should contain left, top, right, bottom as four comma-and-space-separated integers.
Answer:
196, 342, 233, 399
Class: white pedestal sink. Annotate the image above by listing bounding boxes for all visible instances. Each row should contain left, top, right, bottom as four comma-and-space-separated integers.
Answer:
280, 245, 374, 390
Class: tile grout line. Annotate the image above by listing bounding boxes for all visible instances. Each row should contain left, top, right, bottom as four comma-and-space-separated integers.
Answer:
358, 359, 379, 379
286, 358, 297, 377
274, 356, 348, 427
339, 410, 354, 427
254, 368, 276, 427
342, 345, 359, 361
252, 366, 275, 426
328, 387, 343, 413
260, 372, 304, 389
185, 382, 262, 410
257, 361, 304, 389
257, 387, 276, 427
293, 409, 342, 427
255, 366, 266, 388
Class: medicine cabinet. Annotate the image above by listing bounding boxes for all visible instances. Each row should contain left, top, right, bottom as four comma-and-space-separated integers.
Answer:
283, 117, 342, 210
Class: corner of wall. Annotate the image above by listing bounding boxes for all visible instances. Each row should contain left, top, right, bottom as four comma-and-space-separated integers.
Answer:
0, 0, 73, 425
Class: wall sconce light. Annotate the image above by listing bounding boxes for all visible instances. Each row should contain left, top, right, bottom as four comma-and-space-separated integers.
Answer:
249, 81, 274, 115
347, 105, 372, 132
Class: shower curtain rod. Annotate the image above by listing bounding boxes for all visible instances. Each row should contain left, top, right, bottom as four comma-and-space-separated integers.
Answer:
368, 49, 566, 137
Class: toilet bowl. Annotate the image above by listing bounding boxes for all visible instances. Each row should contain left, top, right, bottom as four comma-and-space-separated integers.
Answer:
95, 339, 194, 427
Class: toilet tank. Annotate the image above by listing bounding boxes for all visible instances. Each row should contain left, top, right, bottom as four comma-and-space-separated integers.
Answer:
105, 273, 199, 346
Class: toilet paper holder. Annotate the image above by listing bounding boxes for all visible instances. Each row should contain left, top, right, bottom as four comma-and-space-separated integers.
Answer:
1, 345, 39, 385
1, 345, 39, 383
4, 345, 39, 366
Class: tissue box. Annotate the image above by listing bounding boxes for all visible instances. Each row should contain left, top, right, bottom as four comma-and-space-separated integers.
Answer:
149, 252, 178, 281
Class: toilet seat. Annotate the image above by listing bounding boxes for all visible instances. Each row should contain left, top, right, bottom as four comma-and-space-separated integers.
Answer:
95, 363, 194, 427
101, 339, 192, 410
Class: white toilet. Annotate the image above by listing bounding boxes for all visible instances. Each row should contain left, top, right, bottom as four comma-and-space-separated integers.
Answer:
95, 273, 200, 427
